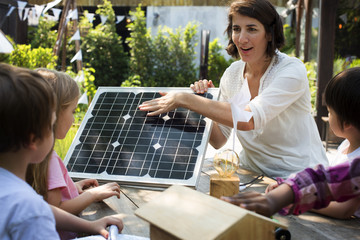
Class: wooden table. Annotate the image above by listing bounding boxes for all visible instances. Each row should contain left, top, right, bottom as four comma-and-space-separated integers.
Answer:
80, 158, 360, 240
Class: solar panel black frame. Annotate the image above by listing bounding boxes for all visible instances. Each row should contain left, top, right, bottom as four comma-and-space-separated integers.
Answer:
64, 87, 219, 188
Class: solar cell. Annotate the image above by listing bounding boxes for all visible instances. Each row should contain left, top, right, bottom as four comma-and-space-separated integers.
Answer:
64, 87, 219, 188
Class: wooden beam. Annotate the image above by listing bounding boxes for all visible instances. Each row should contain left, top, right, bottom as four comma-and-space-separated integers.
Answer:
315, 0, 339, 135
295, 0, 304, 58
304, 0, 313, 62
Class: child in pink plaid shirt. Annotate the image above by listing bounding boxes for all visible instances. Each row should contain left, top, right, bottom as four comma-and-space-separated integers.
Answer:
221, 67, 360, 218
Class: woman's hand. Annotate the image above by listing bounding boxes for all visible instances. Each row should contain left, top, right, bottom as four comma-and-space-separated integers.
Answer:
75, 179, 99, 194
139, 91, 184, 116
190, 79, 215, 94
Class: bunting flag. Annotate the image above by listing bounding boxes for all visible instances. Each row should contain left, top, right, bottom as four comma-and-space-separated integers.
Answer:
0, 31, 14, 53
100, 15, 108, 25
86, 13, 95, 23
340, 13, 347, 24
69, 29, 81, 43
34, 4, 45, 18
229, 78, 253, 151
74, 72, 85, 82
6, 6, 16, 17
116, 15, 125, 24
23, 8, 30, 20
78, 91, 88, 105
71, 50, 82, 62
17, 1, 27, 21
51, 8, 62, 21
43, 0, 62, 14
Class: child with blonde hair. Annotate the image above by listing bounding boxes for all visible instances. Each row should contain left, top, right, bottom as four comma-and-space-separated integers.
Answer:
221, 67, 360, 218
27, 69, 121, 239
0, 63, 123, 239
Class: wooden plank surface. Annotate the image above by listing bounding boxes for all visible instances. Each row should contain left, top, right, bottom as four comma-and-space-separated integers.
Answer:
80, 157, 360, 240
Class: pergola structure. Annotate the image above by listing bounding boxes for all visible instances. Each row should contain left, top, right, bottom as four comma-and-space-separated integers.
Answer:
2, 0, 340, 136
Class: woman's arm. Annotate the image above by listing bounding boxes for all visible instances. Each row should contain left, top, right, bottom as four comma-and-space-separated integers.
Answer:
139, 91, 254, 131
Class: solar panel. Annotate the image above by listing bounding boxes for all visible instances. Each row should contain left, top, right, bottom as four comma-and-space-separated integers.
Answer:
64, 87, 219, 188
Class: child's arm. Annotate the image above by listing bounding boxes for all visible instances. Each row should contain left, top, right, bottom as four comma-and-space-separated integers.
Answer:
47, 182, 121, 215
311, 196, 360, 219
222, 158, 360, 217
50, 205, 123, 238
221, 184, 294, 217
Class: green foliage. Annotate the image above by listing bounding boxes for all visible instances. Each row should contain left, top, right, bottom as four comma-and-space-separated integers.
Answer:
281, 24, 296, 55
8, 44, 57, 69
335, 0, 360, 58
208, 38, 234, 87
121, 74, 142, 87
126, 5, 198, 87
29, 16, 57, 49
79, 1, 129, 87
304, 61, 317, 114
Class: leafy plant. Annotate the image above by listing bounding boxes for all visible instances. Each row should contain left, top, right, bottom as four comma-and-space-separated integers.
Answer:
28, 16, 57, 49
126, 5, 198, 87
304, 61, 317, 114
77, 0, 129, 87
281, 24, 296, 56
8, 44, 57, 69
208, 38, 234, 86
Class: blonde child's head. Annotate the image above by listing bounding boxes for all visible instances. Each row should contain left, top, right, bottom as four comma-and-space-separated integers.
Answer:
325, 67, 360, 132
27, 69, 79, 199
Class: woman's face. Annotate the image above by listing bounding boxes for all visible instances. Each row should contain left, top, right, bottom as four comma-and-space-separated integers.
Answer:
55, 98, 78, 140
231, 13, 270, 65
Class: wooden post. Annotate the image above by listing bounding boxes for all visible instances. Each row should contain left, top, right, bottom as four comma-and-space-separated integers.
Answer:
210, 173, 239, 199
304, 0, 313, 62
295, 0, 304, 58
53, 0, 71, 57
315, 0, 339, 135
71, 0, 83, 72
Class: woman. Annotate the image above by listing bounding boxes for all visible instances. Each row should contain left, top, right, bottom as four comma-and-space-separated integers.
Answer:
139, 0, 328, 178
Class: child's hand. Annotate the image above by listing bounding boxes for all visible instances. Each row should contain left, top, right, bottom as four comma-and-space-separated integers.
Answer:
76, 179, 99, 194
89, 215, 124, 238
265, 182, 279, 193
87, 182, 121, 202
221, 191, 275, 217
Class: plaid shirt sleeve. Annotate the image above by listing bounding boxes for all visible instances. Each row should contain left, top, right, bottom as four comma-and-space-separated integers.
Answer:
278, 157, 360, 215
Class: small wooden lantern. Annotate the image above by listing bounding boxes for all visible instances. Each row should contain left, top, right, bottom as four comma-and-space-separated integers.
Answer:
135, 185, 287, 240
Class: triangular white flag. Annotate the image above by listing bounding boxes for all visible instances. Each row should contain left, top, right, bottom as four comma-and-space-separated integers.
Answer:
67, 8, 78, 20
17, 1, 27, 21
6, 6, 16, 17
23, 8, 30, 21
43, 0, 62, 14
340, 13, 347, 24
74, 72, 84, 82
0, 31, 14, 53
34, 4, 45, 18
51, 8, 62, 21
70, 50, 82, 63
116, 15, 125, 24
86, 13, 95, 23
100, 15, 108, 25
78, 91, 88, 105
69, 29, 80, 43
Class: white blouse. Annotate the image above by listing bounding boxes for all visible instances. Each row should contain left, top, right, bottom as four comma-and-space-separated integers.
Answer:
218, 51, 328, 178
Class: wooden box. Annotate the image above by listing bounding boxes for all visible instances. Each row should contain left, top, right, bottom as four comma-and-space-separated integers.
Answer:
135, 185, 287, 240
